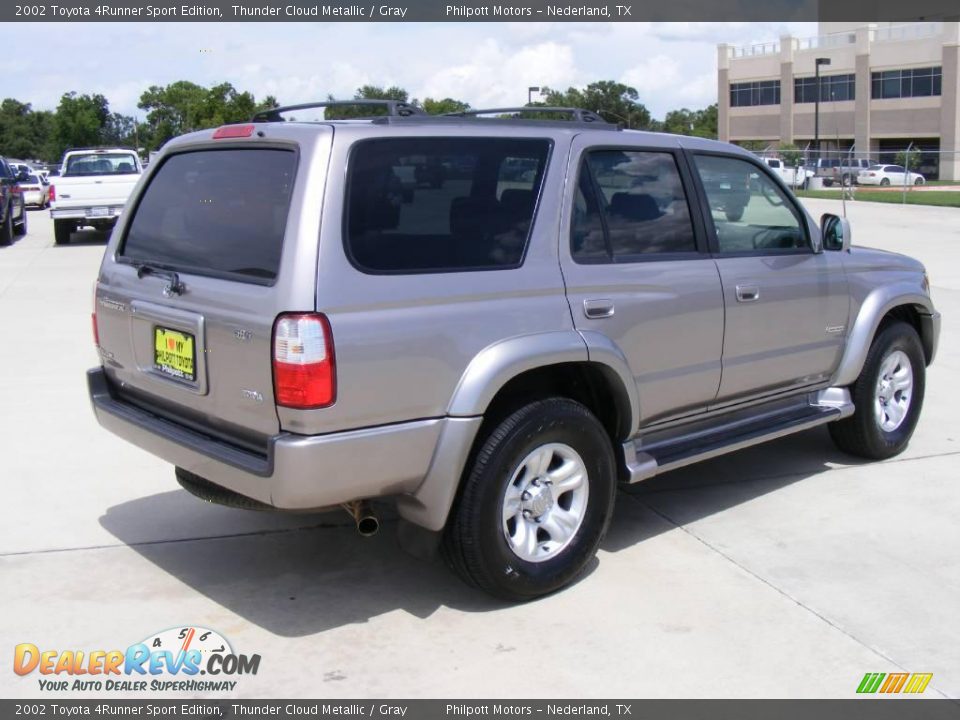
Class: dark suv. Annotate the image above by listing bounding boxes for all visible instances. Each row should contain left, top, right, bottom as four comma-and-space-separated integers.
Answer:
0, 156, 28, 245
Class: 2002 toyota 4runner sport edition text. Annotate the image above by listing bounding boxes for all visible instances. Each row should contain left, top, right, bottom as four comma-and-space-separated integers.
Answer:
87, 101, 941, 601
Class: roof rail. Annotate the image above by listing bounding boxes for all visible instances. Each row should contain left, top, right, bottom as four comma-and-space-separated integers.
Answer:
252, 100, 425, 122
443, 106, 611, 124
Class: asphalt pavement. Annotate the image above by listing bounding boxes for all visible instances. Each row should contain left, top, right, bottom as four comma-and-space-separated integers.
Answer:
1, 201, 957, 699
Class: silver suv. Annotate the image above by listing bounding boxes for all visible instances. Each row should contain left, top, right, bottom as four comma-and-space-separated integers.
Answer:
88, 102, 940, 600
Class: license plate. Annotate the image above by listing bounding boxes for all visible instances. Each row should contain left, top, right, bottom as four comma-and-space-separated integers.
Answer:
154, 327, 196, 382
90, 206, 110, 217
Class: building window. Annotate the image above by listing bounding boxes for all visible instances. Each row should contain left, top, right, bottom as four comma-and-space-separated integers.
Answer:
871, 67, 942, 99
794, 74, 856, 103
730, 80, 781, 107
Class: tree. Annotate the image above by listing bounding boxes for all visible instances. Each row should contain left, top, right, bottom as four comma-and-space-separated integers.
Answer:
422, 97, 470, 115
662, 104, 717, 139
138, 81, 275, 150
0, 99, 49, 158
541, 81, 653, 129
896, 147, 921, 173
50, 92, 110, 158
778, 142, 803, 167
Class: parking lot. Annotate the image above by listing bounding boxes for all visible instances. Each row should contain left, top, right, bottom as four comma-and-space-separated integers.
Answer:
1, 200, 958, 699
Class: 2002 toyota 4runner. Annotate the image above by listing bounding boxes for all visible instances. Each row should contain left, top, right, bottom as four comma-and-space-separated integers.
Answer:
88, 101, 940, 600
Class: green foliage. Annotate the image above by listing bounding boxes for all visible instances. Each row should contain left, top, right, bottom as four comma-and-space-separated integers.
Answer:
323, 85, 417, 119
541, 81, 653, 129
896, 148, 921, 171
662, 104, 717, 139
422, 97, 470, 115
0, 99, 53, 159
50, 92, 111, 159
138, 80, 269, 150
778, 143, 803, 167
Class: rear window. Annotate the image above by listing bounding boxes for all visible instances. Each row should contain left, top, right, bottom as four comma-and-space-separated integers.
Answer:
63, 152, 139, 176
345, 137, 551, 273
120, 149, 296, 284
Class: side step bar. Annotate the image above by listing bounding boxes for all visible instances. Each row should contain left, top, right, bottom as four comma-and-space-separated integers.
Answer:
623, 388, 854, 483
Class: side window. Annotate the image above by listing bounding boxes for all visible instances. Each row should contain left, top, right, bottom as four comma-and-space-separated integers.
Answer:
571, 149, 697, 262
346, 138, 550, 273
693, 155, 807, 254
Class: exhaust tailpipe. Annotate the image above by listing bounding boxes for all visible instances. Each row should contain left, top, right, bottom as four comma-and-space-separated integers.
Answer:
342, 500, 379, 537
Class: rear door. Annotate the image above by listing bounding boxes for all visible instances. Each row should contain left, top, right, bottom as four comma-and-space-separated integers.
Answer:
95, 132, 329, 451
560, 136, 724, 425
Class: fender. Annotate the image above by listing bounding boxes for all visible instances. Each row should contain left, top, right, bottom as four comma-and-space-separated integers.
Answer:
832, 283, 935, 387
399, 332, 640, 531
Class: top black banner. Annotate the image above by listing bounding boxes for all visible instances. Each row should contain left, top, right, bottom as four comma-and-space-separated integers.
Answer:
2, 0, 959, 21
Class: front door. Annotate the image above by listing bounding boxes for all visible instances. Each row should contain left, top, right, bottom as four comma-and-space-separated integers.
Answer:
560, 137, 725, 425
690, 152, 849, 405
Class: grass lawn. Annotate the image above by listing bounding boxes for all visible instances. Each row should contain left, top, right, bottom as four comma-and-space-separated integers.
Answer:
796, 189, 960, 208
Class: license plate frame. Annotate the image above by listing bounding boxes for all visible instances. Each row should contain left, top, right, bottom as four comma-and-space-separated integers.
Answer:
90, 206, 110, 217
154, 326, 196, 382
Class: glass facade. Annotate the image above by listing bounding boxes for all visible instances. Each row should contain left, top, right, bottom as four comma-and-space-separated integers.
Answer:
730, 80, 781, 107
871, 67, 942, 99
794, 74, 856, 103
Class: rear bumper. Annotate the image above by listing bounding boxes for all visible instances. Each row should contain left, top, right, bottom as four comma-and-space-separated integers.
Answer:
51, 206, 123, 221
87, 368, 445, 510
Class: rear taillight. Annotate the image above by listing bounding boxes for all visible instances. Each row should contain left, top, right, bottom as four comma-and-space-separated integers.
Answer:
92, 283, 100, 347
49, 184, 56, 201
272, 313, 336, 409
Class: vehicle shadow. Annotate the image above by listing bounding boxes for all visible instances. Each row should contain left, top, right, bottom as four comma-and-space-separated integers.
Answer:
56, 228, 111, 246
99, 426, 861, 636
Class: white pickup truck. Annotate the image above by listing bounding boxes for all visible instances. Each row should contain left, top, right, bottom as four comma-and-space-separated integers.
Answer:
50, 147, 142, 245
761, 156, 814, 188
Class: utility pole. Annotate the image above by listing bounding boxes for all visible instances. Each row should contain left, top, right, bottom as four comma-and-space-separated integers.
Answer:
814, 57, 831, 158
527, 86, 540, 105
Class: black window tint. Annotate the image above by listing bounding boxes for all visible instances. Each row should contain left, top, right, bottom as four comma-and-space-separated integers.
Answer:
346, 138, 550, 273
571, 168, 607, 262
120, 149, 296, 284
572, 150, 696, 263
694, 155, 806, 254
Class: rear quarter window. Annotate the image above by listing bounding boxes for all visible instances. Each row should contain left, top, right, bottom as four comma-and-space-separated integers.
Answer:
345, 137, 551, 273
119, 148, 296, 285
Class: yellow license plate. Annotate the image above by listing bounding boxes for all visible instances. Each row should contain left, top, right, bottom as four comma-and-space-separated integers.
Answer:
154, 327, 196, 382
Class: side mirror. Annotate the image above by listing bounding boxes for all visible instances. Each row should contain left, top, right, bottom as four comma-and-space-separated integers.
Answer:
821, 213, 851, 252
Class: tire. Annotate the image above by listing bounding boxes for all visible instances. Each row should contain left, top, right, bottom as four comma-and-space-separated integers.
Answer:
0, 208, 12, 246
914, 177, 924, 186
54, 219, 73, 245
842, 173, 851, 186
829, 321, 925, 460
13, 203, 26, 236
880, 178, 890, 186
443, 398, 617, 601
725, 206, 744, 222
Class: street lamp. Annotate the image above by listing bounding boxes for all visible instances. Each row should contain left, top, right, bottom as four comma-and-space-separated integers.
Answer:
527, 86, 541, 105
814, 57, 831, 157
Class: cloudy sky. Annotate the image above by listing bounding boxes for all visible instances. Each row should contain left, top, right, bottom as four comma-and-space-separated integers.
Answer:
8, 22, 814, 120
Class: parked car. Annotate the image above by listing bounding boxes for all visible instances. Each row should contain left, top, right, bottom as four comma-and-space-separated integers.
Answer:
834, 158, 872, 186
858, 164, 925, 187
49, 147, 143, 245
0, 156, 28, 245
88, 102, 940, 601
17, 173, 50, 208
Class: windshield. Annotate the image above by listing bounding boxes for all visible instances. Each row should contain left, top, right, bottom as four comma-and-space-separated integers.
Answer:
63, 153, 139, 177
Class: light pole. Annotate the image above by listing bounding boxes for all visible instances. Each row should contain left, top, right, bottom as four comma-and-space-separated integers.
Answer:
814, 57, 831, 158
527, 86, 540, 105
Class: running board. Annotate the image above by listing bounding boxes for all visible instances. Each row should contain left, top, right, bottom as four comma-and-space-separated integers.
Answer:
622, 388, 854, 483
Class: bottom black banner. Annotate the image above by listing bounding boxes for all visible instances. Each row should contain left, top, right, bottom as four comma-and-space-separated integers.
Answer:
2, 700, 959, 720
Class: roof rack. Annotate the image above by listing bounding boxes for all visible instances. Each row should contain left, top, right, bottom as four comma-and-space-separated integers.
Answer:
252, 100, 425, 122
443, 106, 611, 124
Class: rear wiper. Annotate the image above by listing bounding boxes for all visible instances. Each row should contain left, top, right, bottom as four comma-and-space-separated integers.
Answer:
135, 263, 185, 296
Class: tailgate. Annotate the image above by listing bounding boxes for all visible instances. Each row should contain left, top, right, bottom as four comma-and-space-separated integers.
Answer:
55, 175, 137, 205
94, 136, 325, 452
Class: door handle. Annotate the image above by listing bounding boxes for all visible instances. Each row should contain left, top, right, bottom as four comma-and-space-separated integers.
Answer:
736, 284, 760, 302
583, 299, 615, 319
